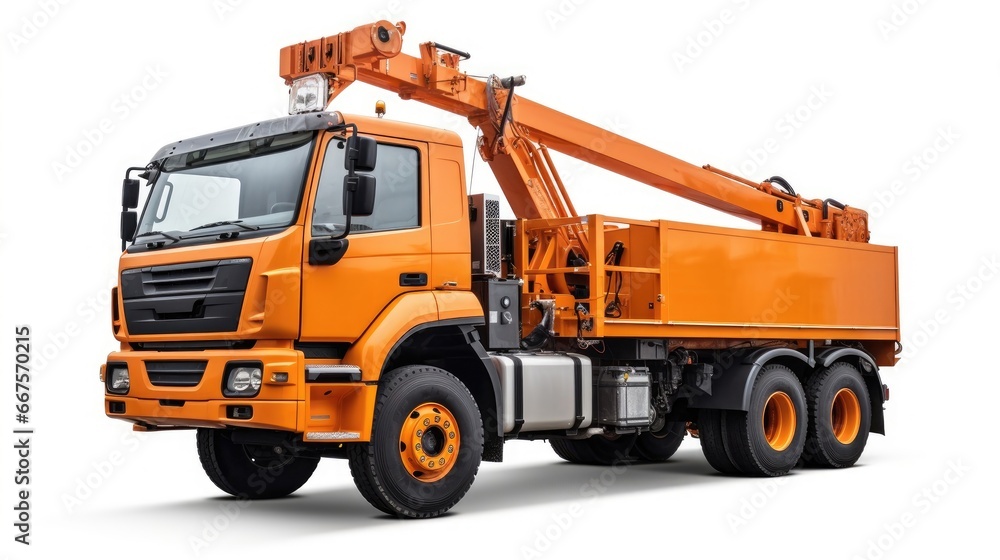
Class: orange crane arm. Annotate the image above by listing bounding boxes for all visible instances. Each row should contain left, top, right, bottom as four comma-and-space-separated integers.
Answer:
279, 20, 869, 244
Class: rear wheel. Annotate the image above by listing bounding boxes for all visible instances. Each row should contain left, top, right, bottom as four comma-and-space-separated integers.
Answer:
550, 435, 636, 465
634, 421, 686, 462
196, 428, 318, 499
698, 408, 741, 475
723, 364, 807, 476
347, 365, 483, 518
550, 437, 586, 463
803, 362, 871, 468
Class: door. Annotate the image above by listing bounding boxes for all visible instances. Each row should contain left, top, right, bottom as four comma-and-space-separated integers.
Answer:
300, 132, 431, 341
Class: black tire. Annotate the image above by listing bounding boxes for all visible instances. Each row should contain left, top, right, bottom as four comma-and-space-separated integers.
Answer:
347, 365, 483, 518
697, 408, 741, 475
634, 422, 686, 462
803, 362, 871, 468
723, 364, 807, 476
196, 428, 318, 499
550, 435, 637, 465
550, 437, 587, 463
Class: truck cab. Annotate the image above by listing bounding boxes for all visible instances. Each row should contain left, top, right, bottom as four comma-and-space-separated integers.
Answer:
107, 111, 491, 442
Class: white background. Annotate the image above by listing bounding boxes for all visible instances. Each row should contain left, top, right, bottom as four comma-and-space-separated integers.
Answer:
2, 1, 998, 558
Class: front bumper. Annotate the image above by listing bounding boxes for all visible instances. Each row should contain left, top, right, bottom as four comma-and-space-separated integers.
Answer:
102, 346, 376, 440
105, 396, 298, 431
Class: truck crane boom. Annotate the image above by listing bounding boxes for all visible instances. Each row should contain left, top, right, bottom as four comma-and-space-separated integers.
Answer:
279, 20, 870, 246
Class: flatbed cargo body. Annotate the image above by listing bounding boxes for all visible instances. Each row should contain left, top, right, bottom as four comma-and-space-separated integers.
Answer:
523, 215, 899, 367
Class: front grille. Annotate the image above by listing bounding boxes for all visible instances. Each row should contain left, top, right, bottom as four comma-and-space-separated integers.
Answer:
131, 340, 256, 351
121, 258, 252, 335
145, 361, 208, 387
144, 264, 217, 294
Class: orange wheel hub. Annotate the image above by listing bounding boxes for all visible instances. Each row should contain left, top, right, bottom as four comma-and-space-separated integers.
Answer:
762, 391, 796, 451
831, 388, 861, 444
398, 402, 460, 482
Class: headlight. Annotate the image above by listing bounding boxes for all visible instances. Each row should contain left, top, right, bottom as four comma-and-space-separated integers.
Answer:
223, 363, 263, 398
106, 364, 130, 395
288, 73, 328, 114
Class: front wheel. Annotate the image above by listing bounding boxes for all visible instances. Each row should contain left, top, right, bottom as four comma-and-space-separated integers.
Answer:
348, 365, 483, 518
196, 428, 318, 499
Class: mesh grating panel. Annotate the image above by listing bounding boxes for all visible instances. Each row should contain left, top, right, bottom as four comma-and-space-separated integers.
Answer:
470, 194, 502, 276
484, 198, 501, 275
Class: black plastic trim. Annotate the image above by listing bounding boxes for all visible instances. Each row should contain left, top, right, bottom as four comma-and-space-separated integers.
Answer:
145, 360, 207, 387
399, 272, 428, 287
381, 317, 503, 437
121, 258, 252, 335
105, 361, 130, 395
381, 317, 487, 368
689, 347, 809, 411
150, 112, 343, 162
295, 342, 350, 359
570, 354, 584, 430
815, 347, 886, 435
131, 340, 256, 351
227, 405, 254, 420
817, 347, 876, 369
510, 355, 525, 438
309, 238, 350, 266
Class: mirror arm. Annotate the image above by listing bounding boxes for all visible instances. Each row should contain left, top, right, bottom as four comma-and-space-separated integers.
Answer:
333, 191, 354, 241
331, 124, 361, 241
121, 167, 147, 251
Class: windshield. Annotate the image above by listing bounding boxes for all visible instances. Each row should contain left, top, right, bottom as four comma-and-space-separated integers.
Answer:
136, 132, 315, 239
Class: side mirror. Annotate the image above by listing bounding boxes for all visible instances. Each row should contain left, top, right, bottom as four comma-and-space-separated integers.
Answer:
345, 135, 377, 172
344, 174, 376, 217
121, 211, 137, 250
122, 178, 140, 209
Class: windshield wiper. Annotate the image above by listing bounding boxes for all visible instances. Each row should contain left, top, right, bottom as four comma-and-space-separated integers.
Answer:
134, 230, 181, 242
190, 220, 259, 232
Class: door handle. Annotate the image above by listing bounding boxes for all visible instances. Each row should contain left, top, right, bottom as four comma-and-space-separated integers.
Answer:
399, 273, 428, 287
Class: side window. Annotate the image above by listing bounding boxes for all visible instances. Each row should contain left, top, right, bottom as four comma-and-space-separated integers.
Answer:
312, 139, 419, 235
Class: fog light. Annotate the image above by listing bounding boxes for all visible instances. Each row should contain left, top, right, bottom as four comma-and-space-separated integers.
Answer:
107, 365, 130, 395
227, 405, 253, 420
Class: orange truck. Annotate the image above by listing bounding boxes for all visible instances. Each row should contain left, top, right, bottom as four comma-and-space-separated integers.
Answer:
102, 21, 899, 517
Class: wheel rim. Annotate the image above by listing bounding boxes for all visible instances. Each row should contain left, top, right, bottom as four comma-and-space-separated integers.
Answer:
761, 391, 796, 451
399, 402, 460, 482
831, 388, 861, 444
